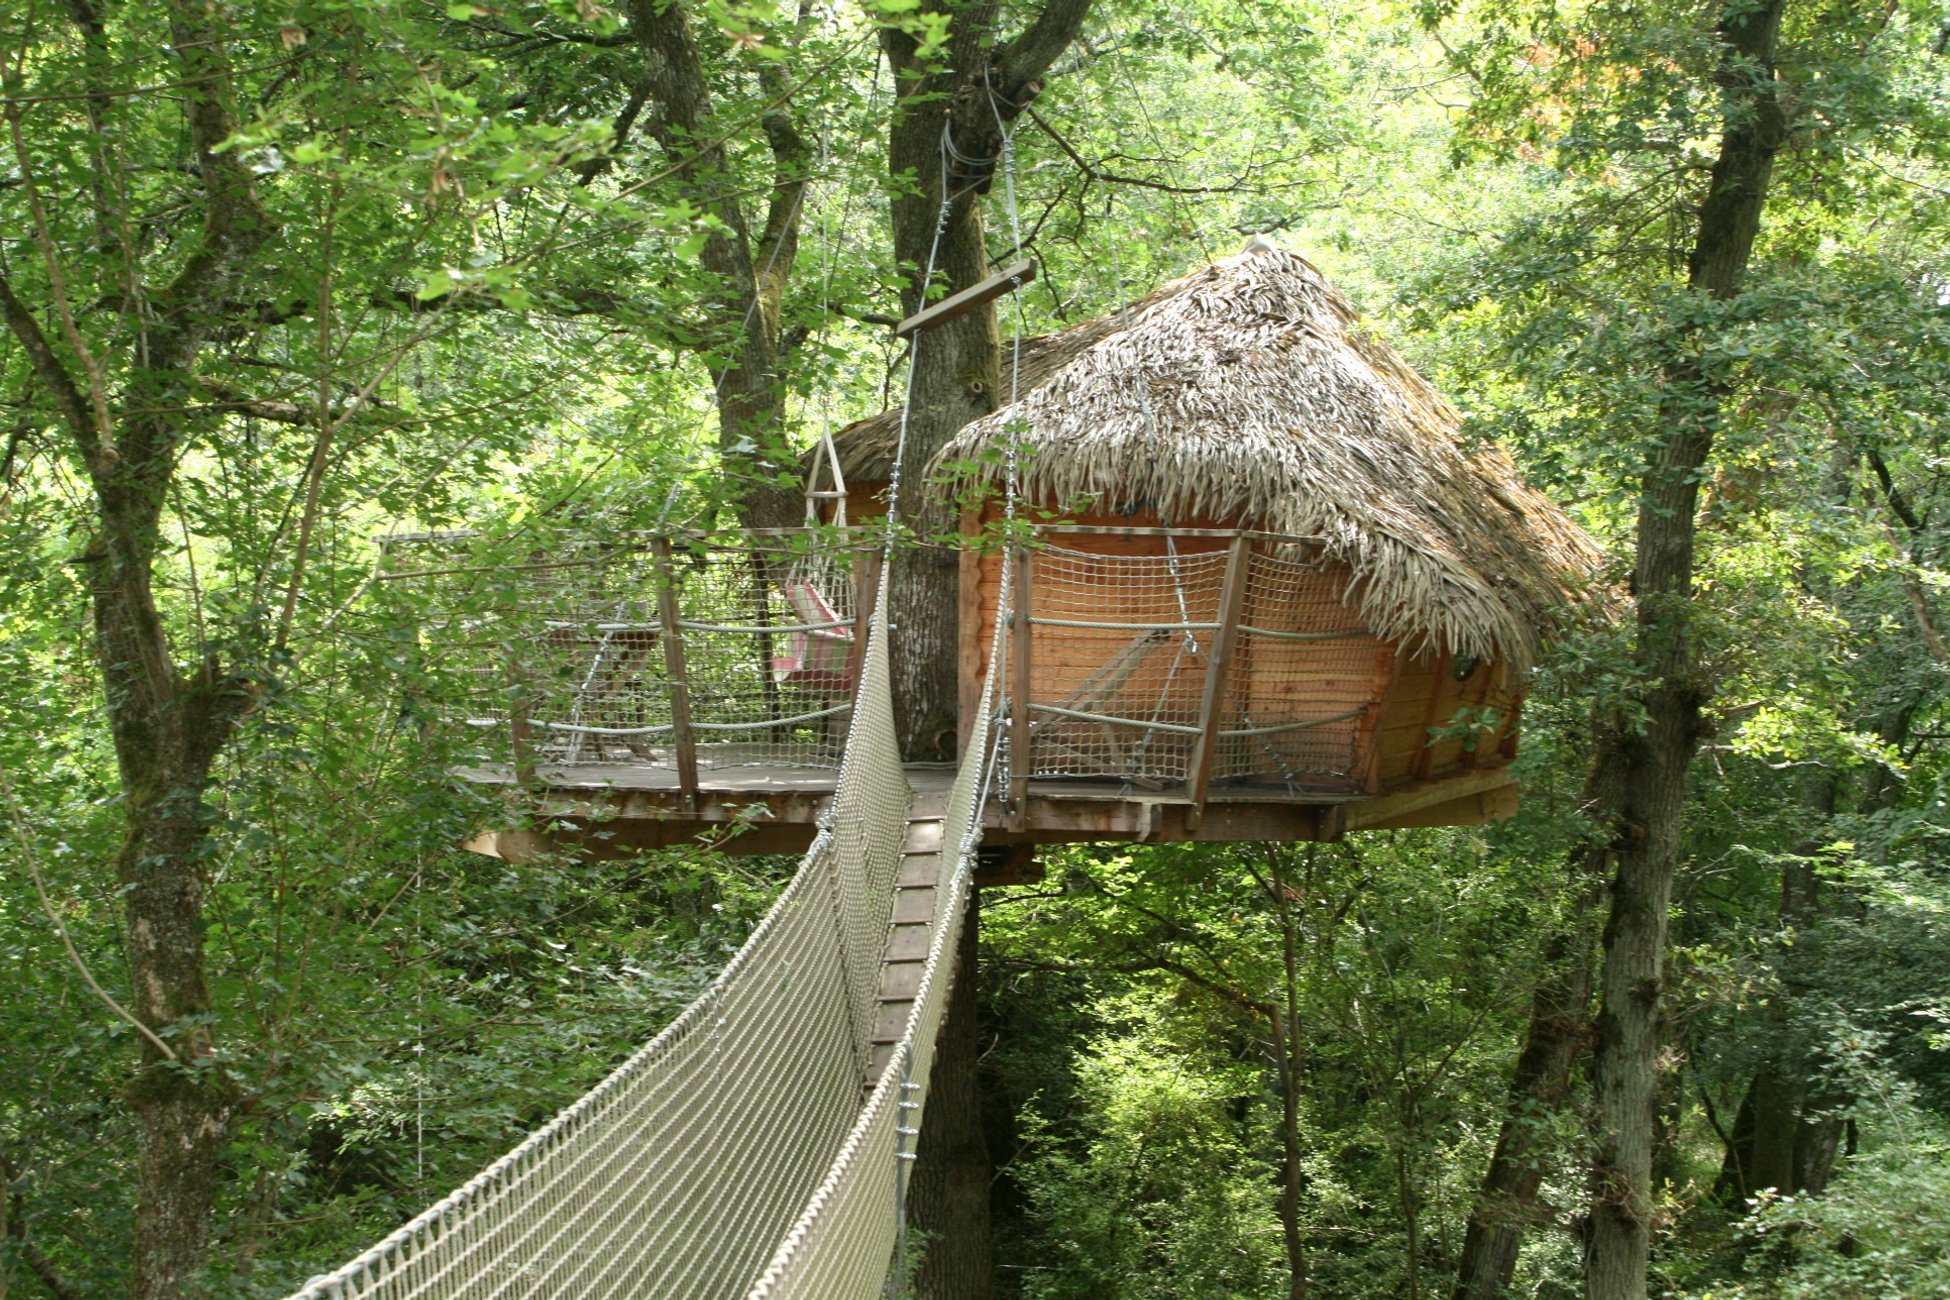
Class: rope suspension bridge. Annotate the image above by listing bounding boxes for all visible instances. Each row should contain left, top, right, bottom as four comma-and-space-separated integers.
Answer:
294, 111, 1041, 1298
294, 542, 1014, 1299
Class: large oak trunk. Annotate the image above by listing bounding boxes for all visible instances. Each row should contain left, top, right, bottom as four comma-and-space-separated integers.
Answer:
1581, 4, 1786, 1295
1451, 864, 1601, 1300
877, 2, 1092, 1291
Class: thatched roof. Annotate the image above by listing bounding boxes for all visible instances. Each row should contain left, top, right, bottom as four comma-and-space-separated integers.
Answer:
832, 245, 1603, 670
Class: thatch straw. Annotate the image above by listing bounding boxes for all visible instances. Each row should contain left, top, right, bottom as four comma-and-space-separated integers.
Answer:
833, 246, 1604, 671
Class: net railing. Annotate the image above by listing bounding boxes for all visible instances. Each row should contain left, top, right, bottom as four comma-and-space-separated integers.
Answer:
1008, 537, 1388, 793
288, 560, 916, 1300
379, 529, 873, 775
746, 545, 1010, 1300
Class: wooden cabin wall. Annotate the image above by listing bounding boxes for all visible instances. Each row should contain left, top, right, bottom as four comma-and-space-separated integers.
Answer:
1234, 554, 1391, 789
960, 505, 1234, 768
837, 484, 1525, 795
961, 503, 1401, 790
1372, 649, 1522, 789
838, 482, 886, 525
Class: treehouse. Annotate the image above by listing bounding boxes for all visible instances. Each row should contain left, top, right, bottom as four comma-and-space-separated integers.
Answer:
818, 244, 1602, 834
445, 245, 1600, 864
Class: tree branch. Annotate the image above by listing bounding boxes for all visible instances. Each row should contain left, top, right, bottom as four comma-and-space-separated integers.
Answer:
573, 80, 651, 186
0, 272, 95, 458
0, 756, 179, 1064
0, 1143, 84, 1300
0, 95, 114, 461
994, 0, 1095, 108
1866, 446, 1923, 535
1023, 103, 1253, 193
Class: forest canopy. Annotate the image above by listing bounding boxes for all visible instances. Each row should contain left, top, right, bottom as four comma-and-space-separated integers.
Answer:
1, 0, 1947, 1298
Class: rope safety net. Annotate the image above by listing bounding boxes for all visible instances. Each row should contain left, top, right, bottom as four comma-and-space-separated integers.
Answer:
288, 549, 997, 1298
296, 61, 1031, 1297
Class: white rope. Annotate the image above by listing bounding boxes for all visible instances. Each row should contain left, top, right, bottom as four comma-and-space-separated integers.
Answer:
290, 578, 917, 1300
294, 62, 1048, 1300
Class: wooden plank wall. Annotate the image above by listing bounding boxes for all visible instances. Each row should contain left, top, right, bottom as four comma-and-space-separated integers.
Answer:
851, 486, 1527, 793
1372, 649, 1521, 789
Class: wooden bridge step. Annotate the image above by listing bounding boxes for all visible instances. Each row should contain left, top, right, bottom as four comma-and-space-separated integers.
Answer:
871, 998, 914, 1045
891, 886, 935, 925
866, 814, 951, 1088
896, 853, 940, 887
885, 923, 930, 962
876, 959, 926, 1002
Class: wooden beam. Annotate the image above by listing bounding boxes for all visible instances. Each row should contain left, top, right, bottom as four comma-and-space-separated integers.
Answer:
1009, 546, 1034, 831
1463, 655, 1498, 769
843, 543, 881, 721
894, 260, 1036, 339
1184, 534, 1251, 825
1360, 782, 1519, 831
1411, 647, 1455, 784
652, 537, 699, 809
1344, 768, 1517, 832
957, 508, 984, 761
1354, 642, 1400, 794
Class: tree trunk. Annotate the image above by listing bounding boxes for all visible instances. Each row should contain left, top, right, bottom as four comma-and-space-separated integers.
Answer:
877, 5, 1089, 1293
878, 0, 1093, 761
627, 0, 808, 530
4, 5, 280, 1291
882, 142, 1002, 761
909, 896, 992, 1300
885, 234, 996, 760
88, 461, 254, 1299
1582, 4, 1787, 1296
1451, 864, 1601, 1300
1270, 849, 1310, 1300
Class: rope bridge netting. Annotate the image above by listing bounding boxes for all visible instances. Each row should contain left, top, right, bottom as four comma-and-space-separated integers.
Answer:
291, 545, 1005, 1300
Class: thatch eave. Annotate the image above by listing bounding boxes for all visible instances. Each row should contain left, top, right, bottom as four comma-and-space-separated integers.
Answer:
828, 247, 1605, 672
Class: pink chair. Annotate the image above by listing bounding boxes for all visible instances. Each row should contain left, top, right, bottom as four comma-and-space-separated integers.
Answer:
772, 579, 854, 691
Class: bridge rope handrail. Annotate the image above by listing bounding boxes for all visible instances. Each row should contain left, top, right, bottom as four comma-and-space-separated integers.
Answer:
288, 555, 958, 1299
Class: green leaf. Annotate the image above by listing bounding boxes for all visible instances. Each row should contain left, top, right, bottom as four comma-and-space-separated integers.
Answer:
416, 267, 456, 301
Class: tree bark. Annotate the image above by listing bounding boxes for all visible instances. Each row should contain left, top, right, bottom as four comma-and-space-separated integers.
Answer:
627, 0, 810, 529
1451, 858, 1602, 1300
1582, 4, 1788, 1296
2, 4, 271, 1292
879, 0, 1093, 760
909, 896, 992, 1300
878, 5, 1089, 1294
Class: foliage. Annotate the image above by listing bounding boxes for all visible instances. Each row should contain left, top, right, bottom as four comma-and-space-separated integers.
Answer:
2, 0, 1948, 1292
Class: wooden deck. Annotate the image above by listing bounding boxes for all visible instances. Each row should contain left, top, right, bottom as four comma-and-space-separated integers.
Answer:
459, 761, 1518, 864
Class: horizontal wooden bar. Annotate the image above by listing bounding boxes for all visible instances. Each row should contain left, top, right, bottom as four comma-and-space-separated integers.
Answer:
894, 260, 1037, 339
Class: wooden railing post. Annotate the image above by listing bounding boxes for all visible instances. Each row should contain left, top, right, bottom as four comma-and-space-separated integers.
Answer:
1185, 533, 1251, 825
1008, 546, 1034, 831
652, 537, 699, 810
845, 540, 879, 685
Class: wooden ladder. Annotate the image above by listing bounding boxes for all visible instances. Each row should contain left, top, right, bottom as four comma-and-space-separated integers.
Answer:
865, 796, 948, 1089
